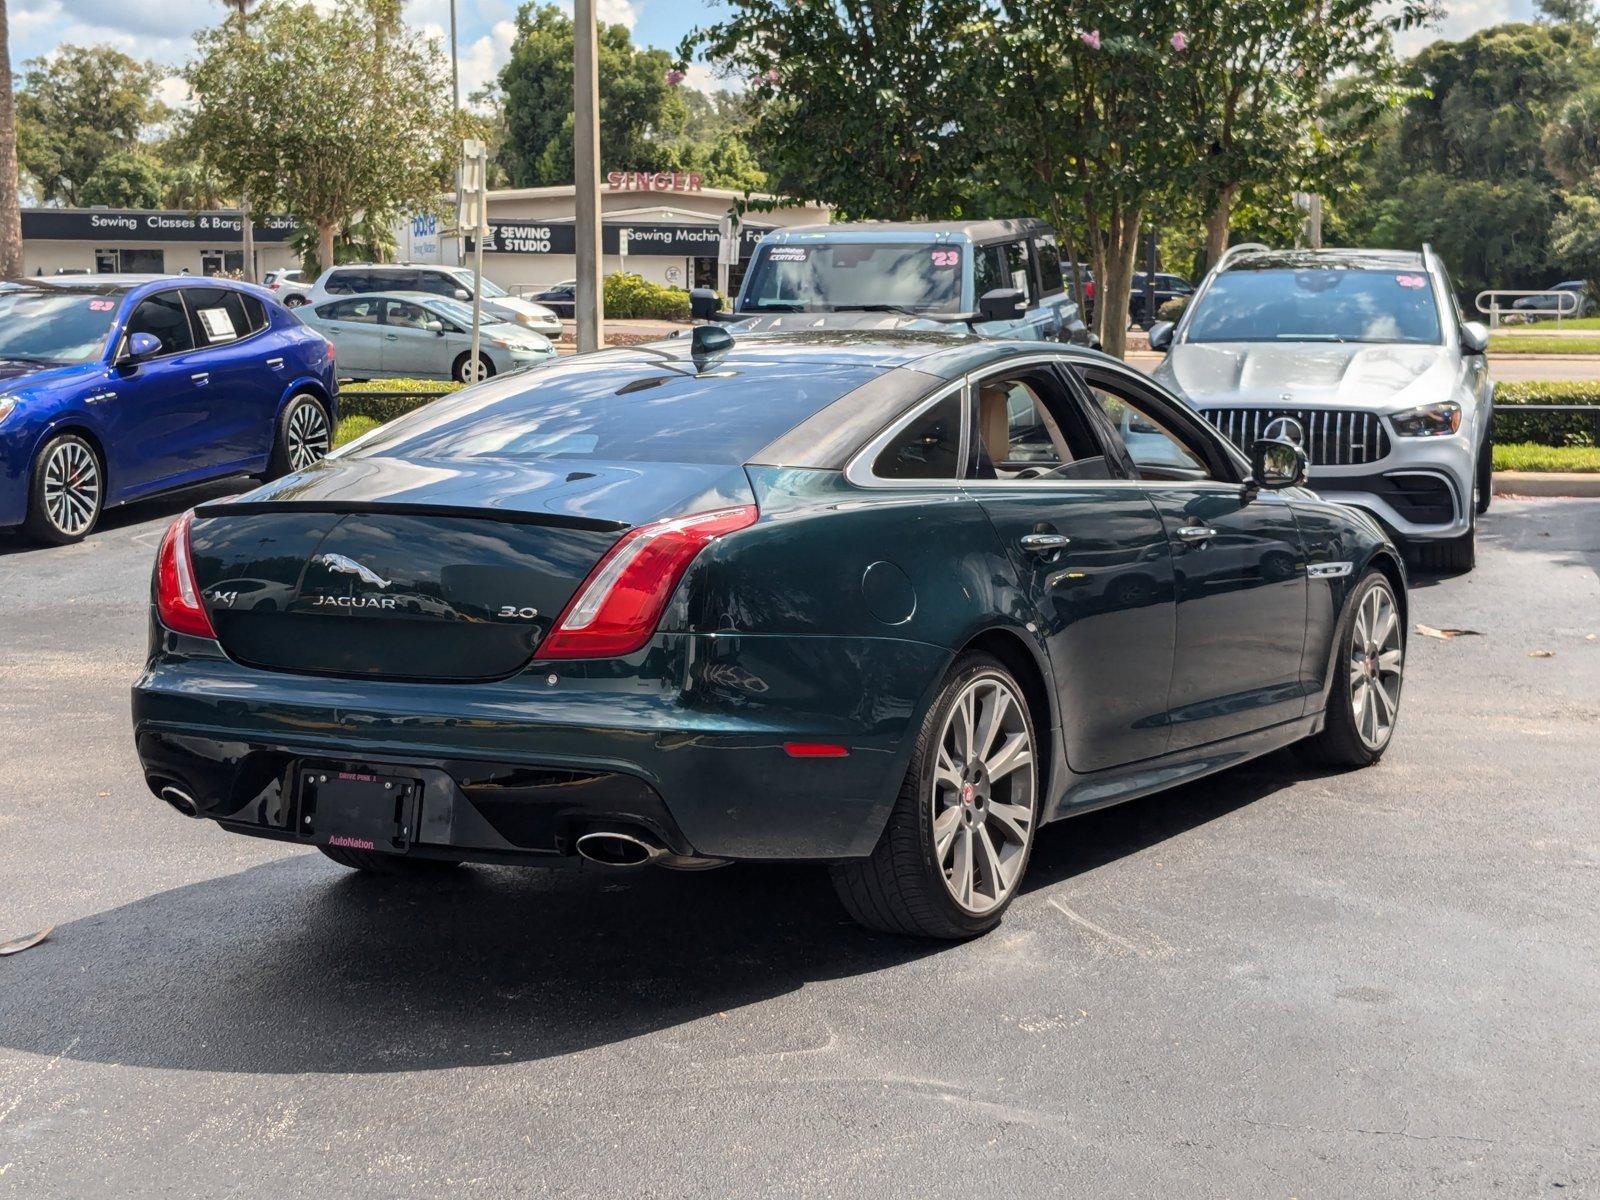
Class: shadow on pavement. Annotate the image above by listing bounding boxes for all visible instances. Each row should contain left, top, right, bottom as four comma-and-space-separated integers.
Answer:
0, 478, 252, 558
0, 754, 1308, 1077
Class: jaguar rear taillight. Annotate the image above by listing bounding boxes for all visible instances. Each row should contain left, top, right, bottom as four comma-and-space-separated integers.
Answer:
155, 510, 217, 639
534, 505, 758, 660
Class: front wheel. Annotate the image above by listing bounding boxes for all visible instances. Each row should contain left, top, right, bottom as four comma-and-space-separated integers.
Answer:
831, 652, 1040, 939
1476, 433, 1493, 515
1297, 569, 1405, 768
1413, 513, 1476, 574
453, 352, 495, 384
23, 433, 103, 544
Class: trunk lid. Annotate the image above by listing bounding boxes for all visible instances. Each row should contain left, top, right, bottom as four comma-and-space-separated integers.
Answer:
188, 455, 751, 681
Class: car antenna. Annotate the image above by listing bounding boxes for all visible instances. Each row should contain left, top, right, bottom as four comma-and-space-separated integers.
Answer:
690, 323, 734, 368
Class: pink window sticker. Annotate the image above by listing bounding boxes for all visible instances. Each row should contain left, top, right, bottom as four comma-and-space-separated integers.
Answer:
89, 299, 115, 311
930, 249, 959, 268
1395, 274, 1427, 289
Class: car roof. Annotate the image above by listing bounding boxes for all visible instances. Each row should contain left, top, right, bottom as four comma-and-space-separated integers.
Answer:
761, 218, 1052, 246
327, 262, 459, 272
1221, 248, 1427, 272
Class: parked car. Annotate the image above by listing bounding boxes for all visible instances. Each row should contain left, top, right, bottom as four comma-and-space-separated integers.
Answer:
305, 264, 562, 337
133, 329, 1405, 940
1084, 271, 1195, 330
695, 219, 1093, 345
264, 268, 312, 308
1510, 280, 1592, 320
1149, 244, 1493, 573
528, 280, 576, 319
298, 291, 556, 383
0, 275, 337, 544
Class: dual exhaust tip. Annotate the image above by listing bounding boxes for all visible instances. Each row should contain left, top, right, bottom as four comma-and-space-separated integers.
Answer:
158, 784, 199, 817
574, 825, 725, 872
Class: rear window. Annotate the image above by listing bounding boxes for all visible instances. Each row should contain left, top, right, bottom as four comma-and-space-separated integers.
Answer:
351, 358, 884, 466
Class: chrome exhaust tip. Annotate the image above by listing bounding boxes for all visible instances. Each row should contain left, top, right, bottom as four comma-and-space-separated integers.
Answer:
574, 827, 666, 868
158, 785, 199, 817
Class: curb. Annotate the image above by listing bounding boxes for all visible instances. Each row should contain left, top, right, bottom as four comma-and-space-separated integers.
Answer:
1493, 471, 1600, 498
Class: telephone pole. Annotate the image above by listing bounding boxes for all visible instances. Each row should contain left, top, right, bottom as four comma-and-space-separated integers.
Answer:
573, 0, 603, 351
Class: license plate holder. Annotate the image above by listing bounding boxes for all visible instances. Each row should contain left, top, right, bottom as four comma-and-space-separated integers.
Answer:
298, 766, 421, 854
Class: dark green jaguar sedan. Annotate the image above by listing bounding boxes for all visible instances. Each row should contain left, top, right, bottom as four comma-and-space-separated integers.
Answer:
132, 330, 1407, 939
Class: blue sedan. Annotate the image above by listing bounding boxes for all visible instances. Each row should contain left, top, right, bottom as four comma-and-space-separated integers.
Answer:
0, 275, 337, 543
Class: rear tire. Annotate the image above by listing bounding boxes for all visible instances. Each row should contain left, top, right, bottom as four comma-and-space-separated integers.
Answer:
23, 433, 103, 544
452, 352, 495, 384
1296, 569, 1405, 768
264, 393, 331, 480
831, 652, 1040, 939
318, 844, 461, 875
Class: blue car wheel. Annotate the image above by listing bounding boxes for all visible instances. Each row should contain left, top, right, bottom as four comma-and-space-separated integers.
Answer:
24, 433, 104, 545
266, 394, 332, 480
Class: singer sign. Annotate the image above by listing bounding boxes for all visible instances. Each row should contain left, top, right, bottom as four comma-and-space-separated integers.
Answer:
606, 170, 704, 193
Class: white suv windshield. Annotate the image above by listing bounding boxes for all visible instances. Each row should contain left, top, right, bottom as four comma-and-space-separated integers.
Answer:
1186, 268, 1442, 345
740, 242, 964, 313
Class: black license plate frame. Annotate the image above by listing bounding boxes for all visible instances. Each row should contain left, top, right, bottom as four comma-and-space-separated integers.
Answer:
297, 765, 422, 854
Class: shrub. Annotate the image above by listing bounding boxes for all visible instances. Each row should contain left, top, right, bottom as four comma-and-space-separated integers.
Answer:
603, 272, 692, 321
1156, 296, 1188, 323
338, 378, 461, 422
1493, 381, 1600, 447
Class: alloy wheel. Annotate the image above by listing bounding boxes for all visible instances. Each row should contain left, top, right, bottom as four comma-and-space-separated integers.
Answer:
286, 400, 331, 471
42, 440, 101, 538
930, 674, 1036, 914
1350, 584, 1404, 750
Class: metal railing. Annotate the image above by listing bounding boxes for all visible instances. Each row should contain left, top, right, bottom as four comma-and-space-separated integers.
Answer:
1476, 289, 1580, 328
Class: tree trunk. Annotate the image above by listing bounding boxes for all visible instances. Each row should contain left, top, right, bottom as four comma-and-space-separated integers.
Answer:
317, 220, 336, 277
1202, 183, 1239, 276
1095, 207, 1143, 361
240, 189, 255, 282
0, 2, 23, 278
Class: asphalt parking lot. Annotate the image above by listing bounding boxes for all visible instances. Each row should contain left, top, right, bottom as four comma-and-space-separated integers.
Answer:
1, 489, 1597, 1198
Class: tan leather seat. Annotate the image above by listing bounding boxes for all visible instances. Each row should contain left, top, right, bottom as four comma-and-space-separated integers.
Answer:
978, 382, 1011, 464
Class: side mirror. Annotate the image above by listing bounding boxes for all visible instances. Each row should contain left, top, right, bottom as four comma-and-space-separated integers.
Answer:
1147, 321, 1175, 352
122, 331, 162, 362
424, 319, 445, 334
1460, 320, 1489, 355
978, 287, 1027, 322
1249, 437, 1309, 491
454, 288, 471, 302
689, 287, 723, 321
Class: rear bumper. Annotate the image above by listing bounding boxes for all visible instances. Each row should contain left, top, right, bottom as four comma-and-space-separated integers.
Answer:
131, 630, 950, 862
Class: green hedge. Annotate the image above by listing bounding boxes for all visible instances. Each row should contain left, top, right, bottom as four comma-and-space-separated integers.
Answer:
337, 378, 461, 422
604, 272, 695, 321
1494, 381, 1600, 447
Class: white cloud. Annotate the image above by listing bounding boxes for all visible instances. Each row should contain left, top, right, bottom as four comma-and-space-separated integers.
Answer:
1394, 0, 1536, 55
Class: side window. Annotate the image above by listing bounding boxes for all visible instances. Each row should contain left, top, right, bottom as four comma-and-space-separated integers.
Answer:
413, 271, 463, 297
385, 299, 432, 329
240, 293, 268, 333
1001, 240, 1036, 306
326, 270, 375, 295
972, 245, 1005, 299
182, 286, 253, 347
321, 297, 381, 323
873, 392, 963, 480
974, 370, 1115, 481
124, 291, 195, 356
1034, 235, 1064, 296
1085, 377, 1213, 482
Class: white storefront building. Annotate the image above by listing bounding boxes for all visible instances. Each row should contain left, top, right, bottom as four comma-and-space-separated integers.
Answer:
398, 173, 831, 295
19, 208, 300, 279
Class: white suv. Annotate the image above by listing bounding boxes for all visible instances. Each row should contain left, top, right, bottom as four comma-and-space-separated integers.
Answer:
1149, 244, 1493, 573
305, 264, 562, 337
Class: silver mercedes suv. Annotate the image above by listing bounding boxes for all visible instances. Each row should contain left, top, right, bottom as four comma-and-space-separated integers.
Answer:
1149, 245, 1492, 572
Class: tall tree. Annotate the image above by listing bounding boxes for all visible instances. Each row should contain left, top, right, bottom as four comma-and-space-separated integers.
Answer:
685, 0, 990, 220
15, 46, 166, 206
496, 4, 686, 187
0, 1, 22, 278
185, 0, 461, 273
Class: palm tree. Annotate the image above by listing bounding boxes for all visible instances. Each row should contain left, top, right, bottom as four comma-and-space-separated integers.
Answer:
0, 0, 22, 278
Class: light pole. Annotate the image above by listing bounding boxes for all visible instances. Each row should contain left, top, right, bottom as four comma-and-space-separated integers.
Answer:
450, 0, 464, 269
573, 0, 603, 352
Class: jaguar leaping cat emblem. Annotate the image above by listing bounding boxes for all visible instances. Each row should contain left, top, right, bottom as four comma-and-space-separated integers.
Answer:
315, 553, 390, 589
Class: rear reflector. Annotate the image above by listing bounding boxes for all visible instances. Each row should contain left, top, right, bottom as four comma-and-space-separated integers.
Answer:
783, 742, 850, 758
534, 505, 758, 660
155, 510, 217, 640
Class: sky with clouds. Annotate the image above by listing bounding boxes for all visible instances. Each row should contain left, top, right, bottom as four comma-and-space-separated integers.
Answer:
4, 0, 1551, 102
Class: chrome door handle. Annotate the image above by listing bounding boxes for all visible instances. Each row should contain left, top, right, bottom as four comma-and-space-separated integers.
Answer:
86, 391, 116, 405
1175, 525, 1217, 542
266, 356, 285, 368
190, 372, 210, 385
1019, 532, 1071, 553
384, 333, 398, 341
